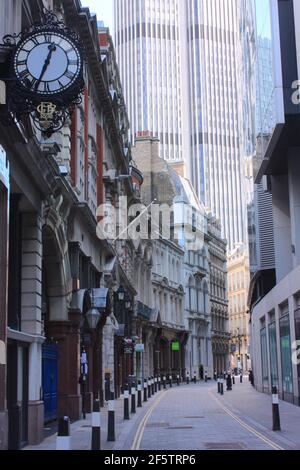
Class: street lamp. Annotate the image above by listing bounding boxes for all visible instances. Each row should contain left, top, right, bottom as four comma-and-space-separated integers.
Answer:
85, 307, 101, 330
236, 328, 242, 371
117, 285, 125, 302
125, 292, 132, 310
80, 292, 102, 418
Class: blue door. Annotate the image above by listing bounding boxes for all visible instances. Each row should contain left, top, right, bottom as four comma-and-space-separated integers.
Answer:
42, 344, 58, 423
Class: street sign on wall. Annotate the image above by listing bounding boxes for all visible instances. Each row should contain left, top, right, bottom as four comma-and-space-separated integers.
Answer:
135, 343, 145, 353
124, 338, 134, 354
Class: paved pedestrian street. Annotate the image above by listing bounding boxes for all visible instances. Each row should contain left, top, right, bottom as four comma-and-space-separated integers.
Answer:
24, 380, 300, 451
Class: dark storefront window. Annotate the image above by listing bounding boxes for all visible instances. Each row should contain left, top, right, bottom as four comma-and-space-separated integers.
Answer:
268, 321, 279, 388
279, 314, 293, 396
260, 326, 269, 391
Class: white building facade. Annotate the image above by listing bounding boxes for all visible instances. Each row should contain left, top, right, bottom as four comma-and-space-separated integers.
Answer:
250, 0, 300, 406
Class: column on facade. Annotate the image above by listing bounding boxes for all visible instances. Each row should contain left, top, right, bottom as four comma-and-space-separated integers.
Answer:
192, 333, 198, 377
21, 213, 44, 444
102, 316, 115, 396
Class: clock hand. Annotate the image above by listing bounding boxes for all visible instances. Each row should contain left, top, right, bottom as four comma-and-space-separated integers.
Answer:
35, 43, 56, 91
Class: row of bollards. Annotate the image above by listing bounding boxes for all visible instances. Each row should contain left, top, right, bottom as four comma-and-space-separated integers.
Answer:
217, 372, 240, 395
124, 376, 164, 423
216, 372, 282, 433
91, 394, 116, 450
56, 395, 114, 451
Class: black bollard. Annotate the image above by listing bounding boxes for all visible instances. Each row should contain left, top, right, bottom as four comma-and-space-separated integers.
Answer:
131, 382, 136, 413
220, 378, 224, 396
186, 371, 190, 385
158, 376, 161, 391
169, 374, 173, 388
154, 376, 158, 393
240, 374, 243, 384
148, 378, 152, 398
214, 371, 217, 381
124, 385, 130, 420
205, 372, 208, 383
107, 392, 115, 442
137, 380, 142, 408
193, 372, 197, 384
56, 416, 71, 451
226, 375, 232, 391
177, 374, 180, 386
272, 387, 281, 431
91, 400, 101, 451
143, 379, 148, 402
151, 377, 155, 395
163, 375, 166, 390
232, 375, 235, 385
217, 376, 221, 394
249, 370, 254, 386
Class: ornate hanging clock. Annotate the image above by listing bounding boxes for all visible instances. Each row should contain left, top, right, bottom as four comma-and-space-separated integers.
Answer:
14, 32, 82, 96
0, 10, 85, 137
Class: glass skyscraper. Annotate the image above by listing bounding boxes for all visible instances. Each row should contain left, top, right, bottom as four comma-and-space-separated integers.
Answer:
114, 0, 256, 250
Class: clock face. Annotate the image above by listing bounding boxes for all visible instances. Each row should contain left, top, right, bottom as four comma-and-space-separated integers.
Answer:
13, 31, 82, 96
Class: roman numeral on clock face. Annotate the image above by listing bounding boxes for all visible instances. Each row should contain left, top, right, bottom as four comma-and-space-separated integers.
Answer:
19, 69, 30, 80
65, 70, 75, 80
31, 36, 40, 46
17, 59, 27, 67
28, 77, 38, 89
44, 33, 52, 43
42, 82, 51, 93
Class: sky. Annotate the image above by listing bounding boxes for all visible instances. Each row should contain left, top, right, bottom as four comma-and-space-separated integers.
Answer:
82, 0, 113, 29
255, 0, 272, 39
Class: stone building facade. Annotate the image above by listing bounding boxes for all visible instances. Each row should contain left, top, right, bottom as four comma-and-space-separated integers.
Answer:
132, 135, 228, 379
0, 144, 9, 449
228, 245, 251, 372
208, 216, 230, 374
0, 0, 141, 449
132, 136, 188, 378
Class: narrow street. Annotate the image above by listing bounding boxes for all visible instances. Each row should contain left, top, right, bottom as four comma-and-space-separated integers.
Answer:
25, 380, 300, 451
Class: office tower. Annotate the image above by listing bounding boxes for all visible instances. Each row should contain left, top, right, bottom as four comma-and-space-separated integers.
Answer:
114, 0, 256, 250
114, 0, 185, 166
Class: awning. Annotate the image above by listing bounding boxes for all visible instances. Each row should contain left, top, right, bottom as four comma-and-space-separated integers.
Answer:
70, 289, 91, 313
91, 288, 110, 310
70, 288, 110, 313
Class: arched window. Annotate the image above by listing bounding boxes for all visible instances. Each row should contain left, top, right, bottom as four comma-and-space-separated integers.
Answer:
188, 276, 195, 311
203, 280, 209, 314
161, 251, 164, 275
195, 277, 202, 313
156, 249, 160, 273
